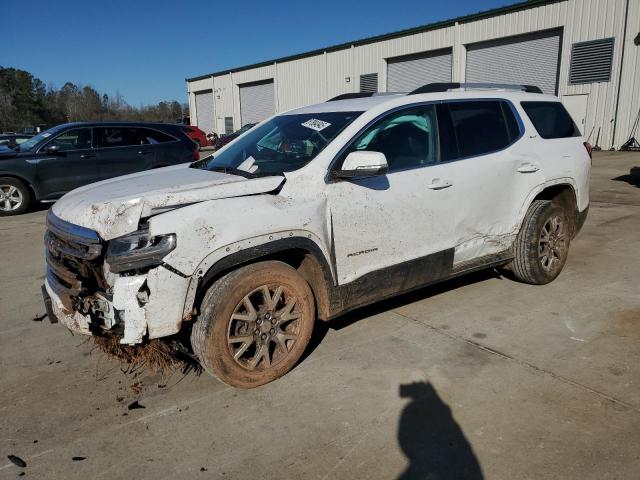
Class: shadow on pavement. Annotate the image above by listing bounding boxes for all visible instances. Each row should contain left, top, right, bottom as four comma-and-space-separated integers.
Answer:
612, 166, 640, 187
397, 382, 484, 480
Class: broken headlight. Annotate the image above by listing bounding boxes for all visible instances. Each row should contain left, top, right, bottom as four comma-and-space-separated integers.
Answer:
105, 229, 176, 273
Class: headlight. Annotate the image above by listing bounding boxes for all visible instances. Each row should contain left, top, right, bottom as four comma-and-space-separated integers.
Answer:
105, 229, 176, 273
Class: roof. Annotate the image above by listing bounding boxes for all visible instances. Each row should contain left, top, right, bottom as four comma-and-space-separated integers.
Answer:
186, 0, 565, 82
286, 94, 406, 114
284, 89, 558, 115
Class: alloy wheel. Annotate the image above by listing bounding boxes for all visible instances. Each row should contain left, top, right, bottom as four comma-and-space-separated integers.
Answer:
227, 284, 302, 371
0, 184, 23, 212
538, 215, 568, 272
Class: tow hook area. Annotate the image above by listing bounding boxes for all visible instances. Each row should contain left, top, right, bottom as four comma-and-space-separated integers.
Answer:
76, 294, 116, 329
112, 275, 148, 344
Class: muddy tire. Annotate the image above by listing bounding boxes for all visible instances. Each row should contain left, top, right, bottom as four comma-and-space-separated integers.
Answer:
191, 261, 315, 388
512, 200, 571, 285
0, 177, 31, 216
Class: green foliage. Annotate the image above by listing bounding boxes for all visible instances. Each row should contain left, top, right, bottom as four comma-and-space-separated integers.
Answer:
0, 66, 187, 132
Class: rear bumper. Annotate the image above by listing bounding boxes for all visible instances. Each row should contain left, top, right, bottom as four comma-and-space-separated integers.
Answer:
575, 204, 589, 237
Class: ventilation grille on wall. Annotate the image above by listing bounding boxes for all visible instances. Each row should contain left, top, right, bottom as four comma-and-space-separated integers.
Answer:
569, 38, 614, 84
360, 73, 378, 93
224, 117, 234, 134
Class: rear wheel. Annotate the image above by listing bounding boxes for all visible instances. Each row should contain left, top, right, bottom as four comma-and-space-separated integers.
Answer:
0, 177, 31, 216
191, 261, 315, 388
512, 200, 570, 284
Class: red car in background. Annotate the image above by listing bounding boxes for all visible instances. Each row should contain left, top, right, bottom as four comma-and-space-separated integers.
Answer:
180, 125, 211, 148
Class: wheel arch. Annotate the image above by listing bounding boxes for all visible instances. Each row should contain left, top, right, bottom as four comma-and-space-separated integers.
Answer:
518, 180, 580, 238
193, 237, 337, 322
531, 183, 579, 237
0, 173, 39, 201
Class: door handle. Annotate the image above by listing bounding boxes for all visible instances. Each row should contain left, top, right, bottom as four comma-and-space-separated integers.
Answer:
80, 153, 96, 159
517, 163, 540, 173
426, 178, 453, 190
138, 150, 151, 155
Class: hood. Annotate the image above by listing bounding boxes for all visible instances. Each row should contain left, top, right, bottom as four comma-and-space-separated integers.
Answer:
52, 163, 285, 240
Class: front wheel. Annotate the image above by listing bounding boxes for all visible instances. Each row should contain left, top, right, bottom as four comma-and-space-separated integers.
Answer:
191, 261, 315, 388
512, 200, 571, 284
0, 177, 31, 216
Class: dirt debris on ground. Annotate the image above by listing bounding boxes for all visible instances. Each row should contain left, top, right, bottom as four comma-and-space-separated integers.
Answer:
90, 335, 194, 375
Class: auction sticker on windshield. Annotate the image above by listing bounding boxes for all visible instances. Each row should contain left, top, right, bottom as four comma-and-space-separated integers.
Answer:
301, 119, 331, 132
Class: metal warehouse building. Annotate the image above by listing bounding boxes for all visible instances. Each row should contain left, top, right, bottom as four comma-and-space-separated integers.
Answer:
186, 0, 640, 149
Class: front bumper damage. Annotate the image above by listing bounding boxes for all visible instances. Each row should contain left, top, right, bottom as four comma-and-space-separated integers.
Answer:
43, 211, 192, 344
45, 266, 191, 344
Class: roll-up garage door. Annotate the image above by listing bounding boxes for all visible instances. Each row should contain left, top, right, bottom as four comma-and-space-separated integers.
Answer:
387, 49, 452, 92
240, 80, 275, 126
194, 91, 214, 134
466, 29, 562, 95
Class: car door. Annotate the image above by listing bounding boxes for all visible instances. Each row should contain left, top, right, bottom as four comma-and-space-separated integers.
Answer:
35, 127, 97, 197
436, 100, 543, 264
326, 104, 456, 286
94, 126, 157, 180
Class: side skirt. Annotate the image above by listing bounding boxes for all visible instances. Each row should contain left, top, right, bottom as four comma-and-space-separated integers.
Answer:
325, 249, 513, 321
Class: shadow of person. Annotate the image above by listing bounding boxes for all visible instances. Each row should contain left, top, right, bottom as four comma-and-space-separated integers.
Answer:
397, 382, 483, 480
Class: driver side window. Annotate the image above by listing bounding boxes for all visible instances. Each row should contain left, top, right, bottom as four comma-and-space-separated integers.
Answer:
343, 105, 439, 173
48, 128, 92, 151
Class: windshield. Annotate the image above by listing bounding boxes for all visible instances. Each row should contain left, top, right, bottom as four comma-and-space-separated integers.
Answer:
15, 125, 66, 152
195, 112, 361, 176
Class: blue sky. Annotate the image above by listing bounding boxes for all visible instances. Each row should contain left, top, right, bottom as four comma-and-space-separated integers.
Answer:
2, 0, 513, 106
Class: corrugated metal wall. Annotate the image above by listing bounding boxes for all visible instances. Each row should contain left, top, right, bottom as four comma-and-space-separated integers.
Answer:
194, 91, 214, 134
387, 49, 453, 92
187, 0, 638, 148
465, 30, 562, 95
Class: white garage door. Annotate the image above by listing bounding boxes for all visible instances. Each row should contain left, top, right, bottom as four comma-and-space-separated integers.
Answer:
240, 80, 275, 126
194, 91, 215, 134
387, 49, 452, 92
466, 29, 562, 95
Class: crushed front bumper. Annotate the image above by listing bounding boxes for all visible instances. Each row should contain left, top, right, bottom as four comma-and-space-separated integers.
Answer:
43, 211, 192, 344
44, 266, 191, 344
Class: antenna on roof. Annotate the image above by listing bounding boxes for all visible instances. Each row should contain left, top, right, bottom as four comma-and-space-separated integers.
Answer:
408, 83, 543, 95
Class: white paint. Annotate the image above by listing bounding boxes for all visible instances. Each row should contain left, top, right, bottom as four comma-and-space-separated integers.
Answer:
112, 276, 147, 344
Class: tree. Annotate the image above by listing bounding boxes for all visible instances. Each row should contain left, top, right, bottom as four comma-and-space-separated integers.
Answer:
0, 66, 186, 131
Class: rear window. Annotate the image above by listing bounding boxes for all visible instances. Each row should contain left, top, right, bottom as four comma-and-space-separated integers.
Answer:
440, 100, 521, 160
95, 127, 176, 147
521, 101, 580, 139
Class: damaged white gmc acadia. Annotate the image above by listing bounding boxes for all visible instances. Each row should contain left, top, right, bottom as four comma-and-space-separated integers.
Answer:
42, 83, 591, 387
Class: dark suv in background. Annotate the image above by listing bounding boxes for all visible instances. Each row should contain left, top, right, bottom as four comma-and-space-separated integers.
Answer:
0, 122, 199, 215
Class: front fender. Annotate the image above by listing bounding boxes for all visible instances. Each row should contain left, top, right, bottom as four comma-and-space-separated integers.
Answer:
179, 233, 335, 321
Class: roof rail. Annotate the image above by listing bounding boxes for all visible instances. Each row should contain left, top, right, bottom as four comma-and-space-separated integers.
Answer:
327, 92, 376, 102
409, 82, 543, 95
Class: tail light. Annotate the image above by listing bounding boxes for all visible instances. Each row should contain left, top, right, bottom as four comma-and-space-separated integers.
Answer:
583, 142, 593, 160
192, 149, 200, 161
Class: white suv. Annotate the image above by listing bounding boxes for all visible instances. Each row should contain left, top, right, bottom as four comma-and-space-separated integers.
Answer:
43, 83, 591, 388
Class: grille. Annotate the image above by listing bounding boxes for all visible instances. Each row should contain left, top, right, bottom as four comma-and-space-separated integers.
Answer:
45, 211, 104, 300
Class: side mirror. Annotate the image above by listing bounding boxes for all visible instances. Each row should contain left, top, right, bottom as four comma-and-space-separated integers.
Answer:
45, 145, 60, 155
334, 151, 389, 179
